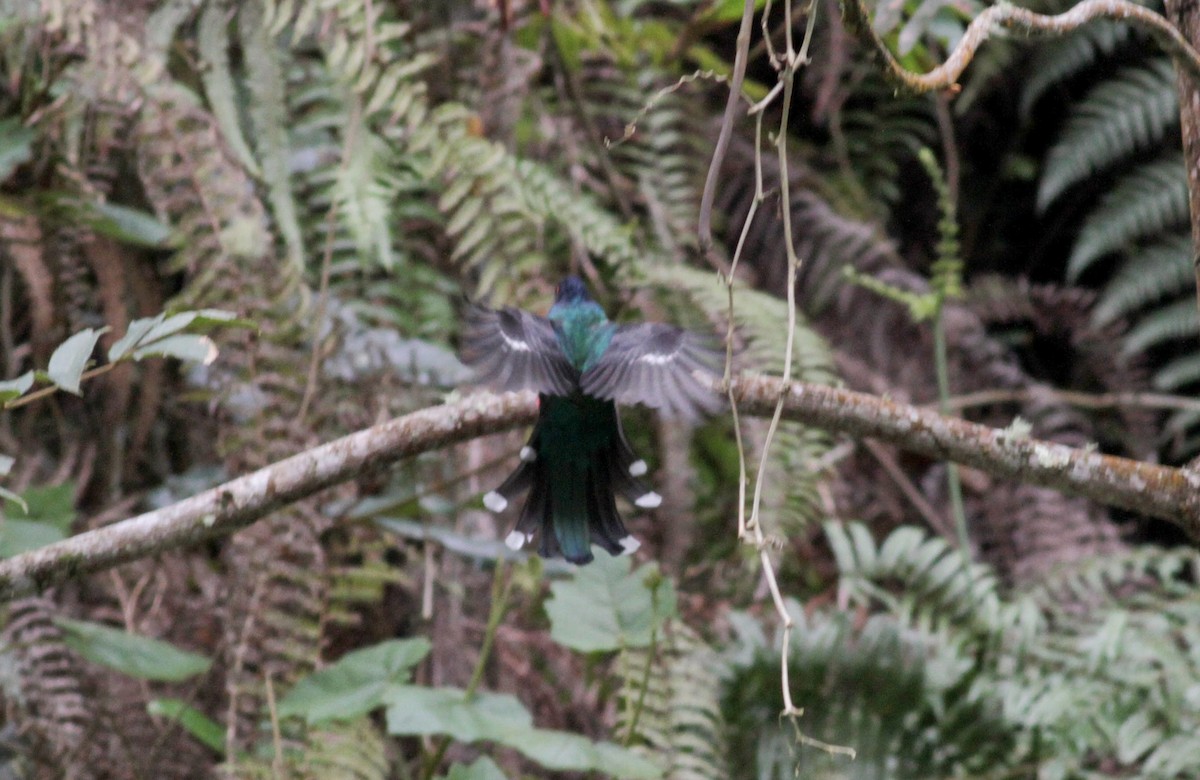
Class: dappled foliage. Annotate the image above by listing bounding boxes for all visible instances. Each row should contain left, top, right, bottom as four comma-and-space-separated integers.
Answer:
0, 0, 1197, 777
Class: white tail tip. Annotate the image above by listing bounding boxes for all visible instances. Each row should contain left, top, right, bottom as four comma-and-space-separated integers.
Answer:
505, 530, 527, 550
483, 491, 508, 512
635, 491, 662, 509
519, 446, 537, 462
628, 459, 648, 476
619, 535, 641, 554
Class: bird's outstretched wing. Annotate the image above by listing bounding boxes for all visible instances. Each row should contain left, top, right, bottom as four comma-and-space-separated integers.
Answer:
460, 304, 577, 395
581, 322, 724, 421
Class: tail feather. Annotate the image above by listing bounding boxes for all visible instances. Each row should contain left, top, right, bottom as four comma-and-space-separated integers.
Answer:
486, 458, 533, 513
550, 461, 593, 564
511, 460, 548, 552
483, 396, 653, 564
606, 414, 660, 509
587, 461, 628, 556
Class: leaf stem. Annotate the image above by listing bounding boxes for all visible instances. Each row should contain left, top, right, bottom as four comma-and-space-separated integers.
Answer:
623, 581, 663, 747
4, 363, 115, 410
933, 310, 970, 554
420, 560, 512, 779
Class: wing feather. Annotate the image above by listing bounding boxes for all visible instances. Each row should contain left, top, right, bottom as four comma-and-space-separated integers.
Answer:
460, 303, 577, 395
581, 322, 724, 420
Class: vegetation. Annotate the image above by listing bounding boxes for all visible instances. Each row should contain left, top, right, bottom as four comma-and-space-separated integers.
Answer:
0, 0, 1198, 777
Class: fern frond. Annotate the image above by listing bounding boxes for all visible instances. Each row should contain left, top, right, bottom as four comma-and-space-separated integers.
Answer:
825, 522, 1011, 637
198, 1, 261, 176
0, 598, 95, 774
516, 158, 646, 271
618, 623, 731, 778
1122, 297, 1199, 354
1038, 57, 1178, 210
240, 0, 306, 271
410, 105, 546, 293
576, 57, 707, 258
802, 525, 1200, 777
1093, 233, 1193, 326
839, 80, 938, 211
299, 719, 390, 780
715, 137, 903, 316
1067, 154, 1189, 281
1019, 20, 1136, 119
1155, 352, 1200, 390
724, 603, 1018, 779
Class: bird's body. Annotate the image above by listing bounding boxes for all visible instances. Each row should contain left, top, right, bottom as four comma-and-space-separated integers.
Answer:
461, 276, 722, 564
546, 283, 612, 371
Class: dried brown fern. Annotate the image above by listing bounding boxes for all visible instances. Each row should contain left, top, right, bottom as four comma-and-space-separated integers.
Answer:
0, 598, 94, 779
135, 77, 335, 763
0, 216, 57, 365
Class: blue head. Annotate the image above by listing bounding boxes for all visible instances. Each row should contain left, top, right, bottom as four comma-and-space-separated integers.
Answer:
554, 276, 592, 305
549, 275, 612, 371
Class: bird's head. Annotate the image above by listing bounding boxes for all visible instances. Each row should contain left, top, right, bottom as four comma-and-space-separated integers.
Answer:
554, 275, 592, 305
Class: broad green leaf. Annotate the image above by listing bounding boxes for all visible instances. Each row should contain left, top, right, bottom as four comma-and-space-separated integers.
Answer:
46, 328, 108, 395
107, 314, 166, 361
1, 482, 75, 555
0, 371, 34, 404
384, 685, 660, 778
279, 637, 431, 724
0, 118, 33, 181
544, 551, 676, 652
503, 725, 660, 777
0, 487, 25, 513
0, 518, 65, 557
5, 483, 75, 528
109, 309, 244, 362
438, 757, 507, 780
0, 456, 15, 516
151, 309, 237, 337
384, 686, 531, 741
148, 698, 225, 754
131, 334, 218, 364
56, 617, 212, 681
83, 202, 171, 247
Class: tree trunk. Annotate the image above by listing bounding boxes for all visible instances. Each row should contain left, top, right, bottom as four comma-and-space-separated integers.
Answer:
1165, 0, 1200, 314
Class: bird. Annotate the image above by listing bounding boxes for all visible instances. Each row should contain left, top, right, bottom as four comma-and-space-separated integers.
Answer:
459, 275, 724, 564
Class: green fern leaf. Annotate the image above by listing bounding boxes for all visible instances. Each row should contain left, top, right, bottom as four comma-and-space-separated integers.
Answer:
1038, 57, 1178, 210
1123, 297, 1199, 354
198, 1, 261, 176
1094, 232, 1193, 325
618, 624, 731, 778
240, 0, 306, 271
1067, 155, 1189, 281
1155, 352, 1200, 390
1020, 20, 1136, 119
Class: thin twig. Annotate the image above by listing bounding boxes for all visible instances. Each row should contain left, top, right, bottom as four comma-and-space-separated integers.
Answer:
4, 363, 115, 410
742, 0, 821, 722
606, 70, 728, 150
862, 438, 957, 542
936, 387, 1200, 416
698, 0, 759, 251
265, 672, 285, 777
842, 0, 1200, 92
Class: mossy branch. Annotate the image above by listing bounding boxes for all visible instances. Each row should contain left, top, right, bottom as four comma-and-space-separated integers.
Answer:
1, 376, 1198, 601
